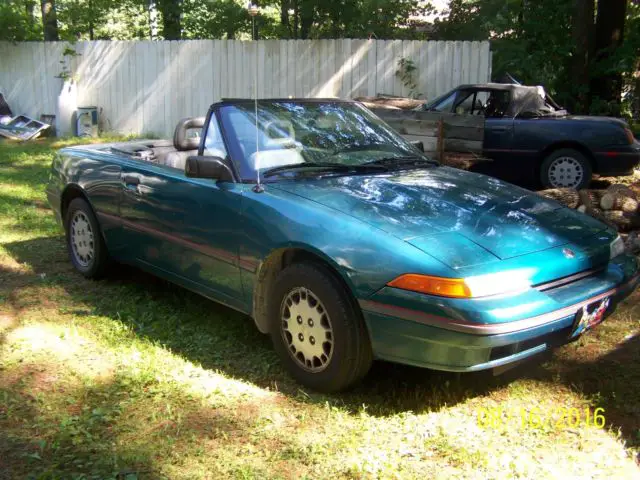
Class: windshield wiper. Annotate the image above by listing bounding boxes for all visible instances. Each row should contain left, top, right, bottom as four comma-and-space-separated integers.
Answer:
263, 161, 387, 178
363, 155, 439, 169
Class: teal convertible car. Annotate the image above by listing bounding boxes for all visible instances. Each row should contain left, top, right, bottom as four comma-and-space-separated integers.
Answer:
47, 99, 639, 392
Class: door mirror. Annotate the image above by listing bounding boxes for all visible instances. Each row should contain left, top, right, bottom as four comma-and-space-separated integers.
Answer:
185, 155, 234, 181
410, 140, 424, 152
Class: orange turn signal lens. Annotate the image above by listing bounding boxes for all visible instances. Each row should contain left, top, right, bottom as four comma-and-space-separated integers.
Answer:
387, 274, 472, 298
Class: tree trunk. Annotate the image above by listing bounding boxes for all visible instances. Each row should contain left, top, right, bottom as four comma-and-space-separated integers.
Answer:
299, 0, 314, 39
280, 0, 291, 37
40, 0, 59, 41
292, 0, 299, 38
570, 0, 595, 113
25, 0, 36, 26
158, 0, 181, 40
88, 0, 94, 40
591, 0, 627, 104
148, 0, 159, 40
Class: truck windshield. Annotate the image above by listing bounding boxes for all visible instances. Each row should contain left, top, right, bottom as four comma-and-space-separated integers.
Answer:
217, 100, 430, 181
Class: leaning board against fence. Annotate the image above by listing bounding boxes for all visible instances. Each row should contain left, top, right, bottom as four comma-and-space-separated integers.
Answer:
371, 107, 484, 156
0, 40, 491, 137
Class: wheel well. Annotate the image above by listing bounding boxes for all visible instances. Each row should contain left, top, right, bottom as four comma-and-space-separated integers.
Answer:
251, 248, 360, 334
538, 142, 597, 174
60, 185, 90, 219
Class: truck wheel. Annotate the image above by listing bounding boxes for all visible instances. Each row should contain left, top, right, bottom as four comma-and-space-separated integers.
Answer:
268, 262, 372, 392
64, 198, 111, 279
540, 148, 592, 189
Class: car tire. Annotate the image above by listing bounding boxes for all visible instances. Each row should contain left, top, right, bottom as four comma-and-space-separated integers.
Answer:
64, 197, 111, 279
268, 262, 373, 392
540, 148, 592, 189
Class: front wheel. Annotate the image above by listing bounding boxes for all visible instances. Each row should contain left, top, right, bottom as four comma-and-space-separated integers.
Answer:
540, 148, 592, 189
269, 262, 372, 392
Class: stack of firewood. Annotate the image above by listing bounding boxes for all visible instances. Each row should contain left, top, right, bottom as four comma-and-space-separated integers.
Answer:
538, 182, 640, 253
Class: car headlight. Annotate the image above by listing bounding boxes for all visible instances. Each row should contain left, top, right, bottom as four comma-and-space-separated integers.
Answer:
387, 269, 533, 299
610, 235, 625, 259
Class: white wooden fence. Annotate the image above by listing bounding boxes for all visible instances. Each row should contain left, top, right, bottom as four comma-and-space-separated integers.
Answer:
0, 40, 491, 137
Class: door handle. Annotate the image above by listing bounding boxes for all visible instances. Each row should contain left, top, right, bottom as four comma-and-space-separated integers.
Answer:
122, 174, 140, 185
490, 126, 508, 132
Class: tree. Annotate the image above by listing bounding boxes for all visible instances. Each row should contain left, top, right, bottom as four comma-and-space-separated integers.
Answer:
157, 0, 182, 39
41, 0, 59, 40
0, 1, 41, 41
591, 0, 628, 106
570, 0, 595, 112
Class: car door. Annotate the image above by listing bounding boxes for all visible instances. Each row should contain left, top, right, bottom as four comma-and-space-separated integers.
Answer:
118, 115, 246, 311
475, 89, 515, 162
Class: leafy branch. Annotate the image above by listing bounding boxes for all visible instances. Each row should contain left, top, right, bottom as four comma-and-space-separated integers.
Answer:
56, 44, 81, 82
395, 57, 422, 99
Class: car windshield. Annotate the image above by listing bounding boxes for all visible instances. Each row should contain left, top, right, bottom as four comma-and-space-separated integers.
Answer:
217, 100, 432, 181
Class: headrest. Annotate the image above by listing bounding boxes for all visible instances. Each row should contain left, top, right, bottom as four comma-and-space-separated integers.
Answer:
173, 117, 205, 151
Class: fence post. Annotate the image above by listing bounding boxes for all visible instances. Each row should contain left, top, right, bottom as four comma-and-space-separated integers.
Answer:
437, 118, 445, 161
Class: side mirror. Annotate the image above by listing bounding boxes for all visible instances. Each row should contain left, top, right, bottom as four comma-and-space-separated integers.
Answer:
410, 140, 424, 152
185, 155, 234, 181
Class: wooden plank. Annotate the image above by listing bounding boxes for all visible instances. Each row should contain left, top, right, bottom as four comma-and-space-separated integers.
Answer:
478, 41, 490, 83
437, 119, 444, 161
349, 39, 365, 97
384, 119, 439, 136
295, 41, 305, 97
444, 124, 484, 141
340, 38, 351, 98
400, 135, 438, 151
370, 109, 484, 127
461, 41, 470, 85
366, 39, 376, 97
469, 41, 480, 84
279, 39, 288, 97
444, 138, 483, 153
452, 41, 462, 88
286, 40, 295, 97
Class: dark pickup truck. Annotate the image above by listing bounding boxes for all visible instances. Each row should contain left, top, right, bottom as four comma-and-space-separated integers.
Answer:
419, 83, 640, 189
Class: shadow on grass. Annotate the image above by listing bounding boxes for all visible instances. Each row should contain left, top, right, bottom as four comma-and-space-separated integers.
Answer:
1, 237, 505, 412
0, 363, 276, 479
3, 235, 639, 451
525, 334, 640, 453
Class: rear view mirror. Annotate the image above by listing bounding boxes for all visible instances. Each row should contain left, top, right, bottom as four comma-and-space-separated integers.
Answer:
410, 140, 424, 152
185, 155, 234, 181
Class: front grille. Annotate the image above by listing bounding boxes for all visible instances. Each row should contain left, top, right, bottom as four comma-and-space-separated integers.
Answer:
533, 268, 604, 293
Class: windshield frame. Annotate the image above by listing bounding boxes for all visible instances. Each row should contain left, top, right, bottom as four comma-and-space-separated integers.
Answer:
211, 99, 434, 183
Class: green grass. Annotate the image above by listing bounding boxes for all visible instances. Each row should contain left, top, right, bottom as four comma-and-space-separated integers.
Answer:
1, 137, 640, 479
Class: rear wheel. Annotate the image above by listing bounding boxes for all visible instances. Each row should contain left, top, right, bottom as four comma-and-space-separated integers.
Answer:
269, 262, 372, 392
64, 198, 111, 278
540, 148, 592, 189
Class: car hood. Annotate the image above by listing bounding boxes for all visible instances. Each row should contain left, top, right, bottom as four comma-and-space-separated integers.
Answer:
272, 167, 608, 262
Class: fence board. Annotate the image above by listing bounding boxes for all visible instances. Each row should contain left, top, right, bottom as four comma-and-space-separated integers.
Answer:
0, 39, 491, 137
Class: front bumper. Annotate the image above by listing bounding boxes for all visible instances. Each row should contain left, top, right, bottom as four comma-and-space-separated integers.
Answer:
360, 254, 639, 372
